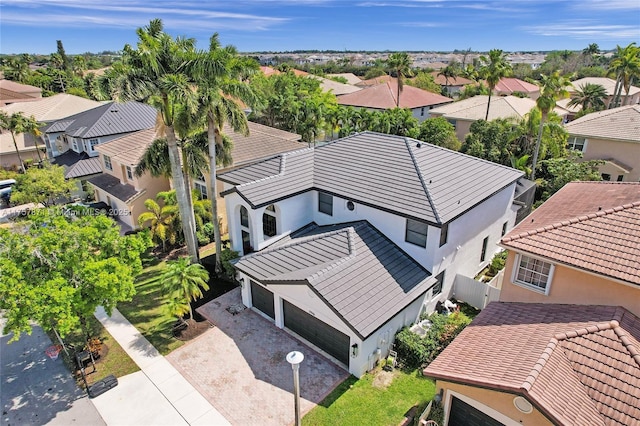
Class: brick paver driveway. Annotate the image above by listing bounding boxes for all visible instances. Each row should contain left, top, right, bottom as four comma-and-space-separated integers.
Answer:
166, 288, 349, 426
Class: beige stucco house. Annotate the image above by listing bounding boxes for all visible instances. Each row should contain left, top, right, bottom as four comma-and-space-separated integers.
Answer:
570, 77, 640, 108
0, 79, 42, 106
563, 104, 640, 182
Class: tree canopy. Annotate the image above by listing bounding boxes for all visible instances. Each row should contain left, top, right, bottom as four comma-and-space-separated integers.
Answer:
10, 163, 77, 207
0, 210, 152, 340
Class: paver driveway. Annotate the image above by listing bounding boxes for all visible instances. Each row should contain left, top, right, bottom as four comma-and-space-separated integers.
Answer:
166, 288, 349, 426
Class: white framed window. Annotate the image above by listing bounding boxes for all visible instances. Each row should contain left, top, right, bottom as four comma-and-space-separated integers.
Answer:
71, 138, 78, 151
194, 181, 208, 199
405, 218, 428, 248
89, 138, 99, 151
318, 192, 333, 216
567, 136, 586, 152
513, 254, 554, 294
126, 166, 134, 181
103, 155, 112, 171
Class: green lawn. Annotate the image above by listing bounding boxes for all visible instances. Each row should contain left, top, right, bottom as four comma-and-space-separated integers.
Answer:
117, 256, 185, 355
303, 368, 436, 426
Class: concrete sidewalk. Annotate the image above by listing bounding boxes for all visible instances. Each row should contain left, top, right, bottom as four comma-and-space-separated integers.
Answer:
93, 307, 230, 426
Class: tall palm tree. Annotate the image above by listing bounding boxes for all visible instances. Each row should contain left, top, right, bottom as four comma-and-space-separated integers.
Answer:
608, 43, 640, 108
567, 83, 607, 112
0, 111, 43, 171
161, 257, 210, 321
438, 62, 459, 97
386, 52, 413, 107
109, 19, 200, 263
479, 49, 512, 120
530, 71, 572, 180
189, 34, 259, 274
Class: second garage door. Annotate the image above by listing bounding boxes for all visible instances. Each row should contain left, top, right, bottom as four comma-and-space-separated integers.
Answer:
283, 300, 350, 365
250, 280, 275, 319
448, 397, 505, 426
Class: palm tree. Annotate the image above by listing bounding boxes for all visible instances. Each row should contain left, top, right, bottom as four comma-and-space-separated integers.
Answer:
479, 49, 512, 120
567, 83, 607, 112
608, 43, 640, 108
438, 62, 459, 97
386, 52, 413, 107
530, 71, 572, 180
108, 19, 200, 263
189, 34, 259, 273
137, 197, 178, 252
582, 43, 599, 56
0, 111, 43, 171
161, 257, 210, 321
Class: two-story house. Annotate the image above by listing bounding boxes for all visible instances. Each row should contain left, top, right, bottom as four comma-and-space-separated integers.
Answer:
423, 181, 640, 425
87, 129, 170, 230
564, 105, 640, 182
570, 77, 640, 108
218, 131, 523, 377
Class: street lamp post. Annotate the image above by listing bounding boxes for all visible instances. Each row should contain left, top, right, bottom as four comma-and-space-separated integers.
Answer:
286, 351, 304, 426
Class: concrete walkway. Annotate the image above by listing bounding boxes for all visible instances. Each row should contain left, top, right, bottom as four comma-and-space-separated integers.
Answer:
93, 307, 230, 426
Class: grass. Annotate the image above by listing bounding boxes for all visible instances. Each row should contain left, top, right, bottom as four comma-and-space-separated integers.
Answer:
117, 255, 185, 356
302, 368, 436, 426
50, 316, 139, 386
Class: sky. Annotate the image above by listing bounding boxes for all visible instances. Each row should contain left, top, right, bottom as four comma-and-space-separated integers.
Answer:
0, 0, 639, 55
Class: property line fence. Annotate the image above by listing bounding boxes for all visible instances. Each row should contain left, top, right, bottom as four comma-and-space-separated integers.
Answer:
453, 271, 503, 310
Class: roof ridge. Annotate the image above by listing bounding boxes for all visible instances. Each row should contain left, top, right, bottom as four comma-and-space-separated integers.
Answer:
403, 137, 441, 223
566, 103, 640, 126
553, 320, 616, 341
502, 201, 640, 243
521, 337, 557, 392
611, 318, 640, 369
307, 226, 358, 282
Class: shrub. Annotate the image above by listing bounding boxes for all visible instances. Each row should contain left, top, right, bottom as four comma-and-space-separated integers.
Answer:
219, 248, 240, 279
488, 250, 508, 276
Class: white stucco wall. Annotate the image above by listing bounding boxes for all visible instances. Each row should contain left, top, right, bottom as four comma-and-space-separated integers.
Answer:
91, 187, 134, 228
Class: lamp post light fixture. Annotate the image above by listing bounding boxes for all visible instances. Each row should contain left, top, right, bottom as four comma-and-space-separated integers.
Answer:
286, 351, 304, 426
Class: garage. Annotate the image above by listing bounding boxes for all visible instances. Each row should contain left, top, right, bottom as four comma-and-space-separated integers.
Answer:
449, 397, 505, 426
250, 280, 275, 319
283, 300, 350, 365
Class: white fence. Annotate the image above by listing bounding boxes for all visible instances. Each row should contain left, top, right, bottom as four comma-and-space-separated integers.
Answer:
453, 270, 503, 310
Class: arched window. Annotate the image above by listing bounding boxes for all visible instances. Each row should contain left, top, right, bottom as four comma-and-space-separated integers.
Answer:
240, 206, 249, 228
263, 205, 277, 238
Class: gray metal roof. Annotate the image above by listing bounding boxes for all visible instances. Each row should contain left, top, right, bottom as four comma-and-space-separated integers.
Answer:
65, 158, 102, 179
220, 131, 523, 224
43, 101, 157, 139
87, 173, 142, 203
234, 221, 434, 339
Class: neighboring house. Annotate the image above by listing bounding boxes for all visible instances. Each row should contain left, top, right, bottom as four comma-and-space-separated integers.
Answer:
194, 121, 303, 233
570, 77, 640, 107
337, 78, 452, 122
563, 105, 640, 182
0, 79, 42, 106
88, 128, 170, 230
0, 94, 102, 169
355, 74, 393, 87
499, 181, 640, 316
42, 101, 157, 160
219, 131, 523, 376
430, 95, 567, 141
326, 73, 363, 85
430, 72, 474, 97
424, 302, 640, 426
493, 77, 540, 99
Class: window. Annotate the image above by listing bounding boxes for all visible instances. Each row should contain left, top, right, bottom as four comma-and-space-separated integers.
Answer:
194, 182, 208, 199
126, 166, 133, 181
421, 107, 425, 117
318, 192, 333, 216
439, 223, 448, 247
514, 254, 553, 293
602, 173, 611, 181
71, 138, 78, 151
617, 175, 624, 182
263, 205, 277, 238
480, 236, 489, 262
405, 218, 428, 247
567, 136, 586, 152
346, 200, 355, 211
240, 206, 249, 228
103, 155, 112, 171
432, 270, 444, 297
501, 221, 508, 237
89, 138, 99, 151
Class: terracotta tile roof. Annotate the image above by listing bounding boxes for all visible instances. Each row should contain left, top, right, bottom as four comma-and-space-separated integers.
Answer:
570, 77, 640, 97
1, 94, 102, 122
430, 95, 566, 121
337, 79, 452, 110
355, 74, 393, 87
424, 302, 640, 426
260, 66, 280, 76
0, 79, 42, 95
501, 182, 640, 286
429, 72, 474, 86
564, 105, 640, 143
494, 77, 540, 95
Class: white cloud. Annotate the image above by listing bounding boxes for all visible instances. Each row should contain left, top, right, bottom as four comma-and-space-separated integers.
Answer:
523, 22, 640, 40
578, 0, 640, 10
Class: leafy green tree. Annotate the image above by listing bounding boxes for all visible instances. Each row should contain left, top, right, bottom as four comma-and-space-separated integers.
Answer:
0, 211, 152, 340
108, 19, 200, 263
415, 117, 461, 151
72, 56, 86, 77
407, 71, 441, 93
458, 82, 489, 100
479, 49, 512, 120
56, 40, 70, 72
386, 52, 413, 107
531, 71, 572, 180
363, 67, 386, 80
537, 152, 603, 200
9, 163, 77, 206
161, 257, 210, 321
438, 61, 460, 97
514, 108, 567, 162
0, 111, 44, 170
462, 119, 516, 165
568, 83, 607, 112
608, 43, 640, 108
2, 55, 32, 83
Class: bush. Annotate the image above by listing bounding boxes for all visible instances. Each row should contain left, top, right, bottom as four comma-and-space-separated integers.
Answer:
219, 248, 239, 279
488, 250, 508, 276
395, 311, 472, 369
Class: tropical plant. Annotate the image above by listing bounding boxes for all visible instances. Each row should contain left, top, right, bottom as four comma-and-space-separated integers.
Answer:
478, 49, 512, 120
537, 152, 603, 200
107, 19, 199, 262
386, 52, 413, 107
137, 197, 179, 252
530, 71, 572, 180
0, 111, 44, 170
161, 257, 210, 321
406, 71, 441, 93
415, 117, 460, 151
608, 42, 640, 108
438, 61, 460, 97
567, 83, 607, 112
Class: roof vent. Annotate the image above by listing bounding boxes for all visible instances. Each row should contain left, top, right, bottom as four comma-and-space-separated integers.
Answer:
513, 396, 533, 414
598, 206, 602, 211
416, 142, 422, 148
